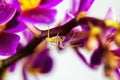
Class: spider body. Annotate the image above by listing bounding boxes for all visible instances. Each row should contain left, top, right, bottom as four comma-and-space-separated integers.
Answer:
45, 30, 64, 49
46, 36, 63, 46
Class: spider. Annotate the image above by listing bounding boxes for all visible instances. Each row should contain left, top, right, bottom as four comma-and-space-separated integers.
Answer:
45, 26, 80, 51
45, 26, 64, 49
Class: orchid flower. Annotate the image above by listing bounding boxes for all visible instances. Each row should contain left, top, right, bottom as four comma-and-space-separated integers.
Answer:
70, 7, 120, 80
18, 0, 62, 24
0, 0, 62, 79
22, 48, 53, 80
0, 0, 62, 56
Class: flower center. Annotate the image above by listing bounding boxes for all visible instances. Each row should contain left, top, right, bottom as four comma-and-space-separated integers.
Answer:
18, 0, 41, 11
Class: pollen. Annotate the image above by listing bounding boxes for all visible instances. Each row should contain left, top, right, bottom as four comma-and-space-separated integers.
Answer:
76, 11, 86, 21
0, 25, 6, 32
115, 32, 120, 46
90, 27, 101, 35
88, 22, 102, 35
0, 60, 2, 68
107, 52, 119, 69
105, 20, 119, 29
85, 36, 98, 51
18, 0, 41, 11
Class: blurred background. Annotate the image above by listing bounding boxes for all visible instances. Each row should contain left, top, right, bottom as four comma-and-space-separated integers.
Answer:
3, 0, 120, 80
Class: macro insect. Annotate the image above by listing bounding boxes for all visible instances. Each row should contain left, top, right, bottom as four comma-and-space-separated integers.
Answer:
45, 26, 81, 51
45, 26, 65, 49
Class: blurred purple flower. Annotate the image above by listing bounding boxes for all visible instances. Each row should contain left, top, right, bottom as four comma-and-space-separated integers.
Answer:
68, 7, 120, 79
111, 48, 120, 57
31, 49, 53, 73
38, 0, 63, 8
4, 12, 27, 33
0, 32, 20, 56
0, 1, 16, 25
22, 48, 53, 80
71, 0, 94, 15
0, 0, 63, 56
18, 0, 63, 24
19, 8, 57, 24
9, 63, 16, 72
64, 0, 94, 23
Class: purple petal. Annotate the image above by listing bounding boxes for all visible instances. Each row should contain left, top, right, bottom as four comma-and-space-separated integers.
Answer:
19, 8, 57, 24
115, 68, 120, 79
9, 44, 23, 72
90, 44, 104, 67
5, 12, 27, 33
111, 48, 120, 56
104, 7, 116, 20
38, 0, 63, 8
31, 48, 53, 73
0, 2, 16, 25
71, 0, 94, 15
81, 25, 90, 31
70, 0, 81, 15
74, 48, 88, 65
73, 47, 95, 69
41, 56, 53, 73
5, 22, 27, 33
104, 27, 116, 42
22, 66, 28, 80
78, 0, 94, 12
9, 63, 16, 72
0, 32, 20, 56
22, 29, 34, 43
12, 0, 21, 12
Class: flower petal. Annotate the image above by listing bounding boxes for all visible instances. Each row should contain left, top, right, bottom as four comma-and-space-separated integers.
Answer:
30, 48, 53, 73
5, 12, 27, 33
73, 47, 95, 69
22, 66, 28, 80
32, 49, 53, 73
0, 2, 16, 25
71, 0, 94, 15
9, 63, 16, 72
19, 8, 57, 24
111, 48, 120, 56
78, 0, 94, 12
22, 29, 34, 43
90, 44, 104, 67
39, 0, 63, 8
105, 7, 117, 20
115, 68, 120, 79
0, 32, 20, 56
12, 0, 21, 12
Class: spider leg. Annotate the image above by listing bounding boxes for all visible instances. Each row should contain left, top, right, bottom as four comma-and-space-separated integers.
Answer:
56, 43, 60, 54
59, 31, 77, 48
56, 33, 61, 53
59, 41, 66, 49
